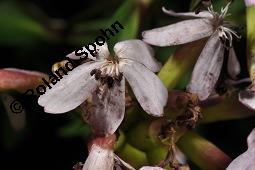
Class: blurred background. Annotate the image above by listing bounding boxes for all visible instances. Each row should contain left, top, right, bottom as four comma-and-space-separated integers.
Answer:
0, 0, 254, 169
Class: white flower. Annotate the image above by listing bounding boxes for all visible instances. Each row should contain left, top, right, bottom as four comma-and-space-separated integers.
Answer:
226, 128, 255, 170
38, 40, 168, 135
142, 3, 240, 101
83, 135, 135, 170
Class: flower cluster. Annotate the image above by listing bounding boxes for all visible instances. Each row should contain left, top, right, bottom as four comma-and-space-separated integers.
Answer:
18, 1, 253, 169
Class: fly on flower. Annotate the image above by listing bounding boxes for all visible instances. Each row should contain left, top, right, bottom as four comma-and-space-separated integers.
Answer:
38, 40, 168, 135
142, 2, 241, 101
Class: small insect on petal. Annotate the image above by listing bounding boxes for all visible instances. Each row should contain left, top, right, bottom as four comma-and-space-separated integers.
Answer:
142, 18, 213, 47
119, 60, 168, 117
187, 32, 225, 101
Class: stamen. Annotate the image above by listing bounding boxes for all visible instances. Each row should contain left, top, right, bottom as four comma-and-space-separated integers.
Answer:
92, 59, 122, 88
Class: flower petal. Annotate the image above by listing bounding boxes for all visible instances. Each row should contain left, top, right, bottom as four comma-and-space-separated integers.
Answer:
227, 47, 240, 79
114, 40, 161, 72
66, 42, 110, 61
114, 154, 135, 170
38, 61, 103, 114
248, 128, 255, 148
187, 32, 225, 101
226, 128, 255, 170
0, 68, 46, 93
245, 0, 255, 6
239, 89, 255, 110
162, 7, 213, 18
83, 145, 114, 170
139, 166, 165, 170
142, 18, 213, 47
120, 60, 168, 116
81, 79, 125, 135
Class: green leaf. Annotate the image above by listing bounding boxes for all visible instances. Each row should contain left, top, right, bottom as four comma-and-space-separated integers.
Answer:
107, 0, 140, 50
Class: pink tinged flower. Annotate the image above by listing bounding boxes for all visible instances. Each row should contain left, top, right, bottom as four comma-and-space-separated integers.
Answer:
143, 3, 240, 101
0, 68, 47, 93
38, 40, 168, 135
226, 128, 255, 170
83, 135, 135, 170
245, 0, 255, 6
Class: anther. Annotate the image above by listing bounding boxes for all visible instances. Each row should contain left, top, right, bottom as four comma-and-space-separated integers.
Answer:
90, 69, 97, 76
107, 77, 114, 88
95, 70, 102, 80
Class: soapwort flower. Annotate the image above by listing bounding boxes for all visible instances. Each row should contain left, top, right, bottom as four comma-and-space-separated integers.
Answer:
80, 135, 135, 170
38, 40, 168, 135
142, 3, 241, 100
226, 128, 255, 170
81, 135, 167, 170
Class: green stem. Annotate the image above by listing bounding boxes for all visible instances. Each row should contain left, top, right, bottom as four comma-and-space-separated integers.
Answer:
158, 38, 207, 90
177, 131, 232, 170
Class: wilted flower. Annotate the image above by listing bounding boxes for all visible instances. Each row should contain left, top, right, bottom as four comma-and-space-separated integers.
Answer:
142, 3, 240, 100
38, 40, 168, 135
226, 128, 255, 169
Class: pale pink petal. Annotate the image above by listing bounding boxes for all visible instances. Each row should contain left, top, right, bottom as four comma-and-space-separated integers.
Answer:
248, 128, 255, 148
142, 18, 213, 47
162, 7, 213, 18
67, 42, 110, 61
227, 47, 240, 79
119, 60, 168, 116
139, 166, 165, 170
81, 79, 125, 135
187, 32, 225, 101
114, 40, 161, 72
245, 0, 255, 6
38, 61, 104, 114
239, 89, 255, 110
226, 128, 255, 170
83, 145, 114, 170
